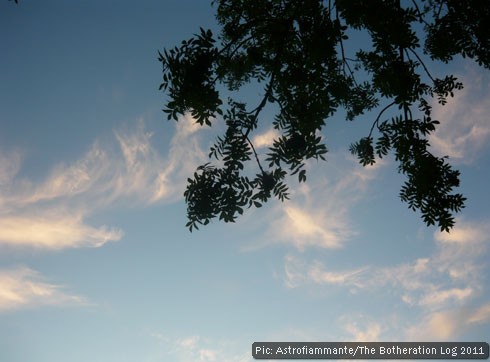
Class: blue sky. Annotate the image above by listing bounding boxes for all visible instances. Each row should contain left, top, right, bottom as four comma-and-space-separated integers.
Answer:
1, 1, 489, 361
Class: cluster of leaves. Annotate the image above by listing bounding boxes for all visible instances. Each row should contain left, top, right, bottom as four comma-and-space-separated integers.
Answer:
425, 0, 490, 68
159, 28, 222, 125
160, 0, 489, 231
350, 100, 465, 230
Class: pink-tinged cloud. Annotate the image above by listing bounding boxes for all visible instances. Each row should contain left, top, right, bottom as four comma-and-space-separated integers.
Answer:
468, 303, 490, 324
0, 267, 89, 311
429, 63, 490, 164
0, 115, 206, 250
406, 302, 490, 341
259, 154, 384, 251
339, 314, 383, 342
151, 333, 251, 362
434, 219, 489, 244
0, 214, 122, 250
283, 218, 488, 309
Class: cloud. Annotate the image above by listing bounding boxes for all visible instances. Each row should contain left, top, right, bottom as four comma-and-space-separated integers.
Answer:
434, 219, 489, 244
418, 287, 473, 307
429, 63, 490, 164
257, 154, 384, 251
339, 314, 383, 342
199, 349, 217, 361
0, 266, 89, 311
153, 115, 207, 203
252, 128, 279, 149
278, 205, 348, 250
283, 254, 370, 290
284, 222, 490, 341
406, 302, 490, 341
283, 218, 489, 311
151, 333, 250, 362
178, 335, 200, 349
406, 309, 462, 341
284, 254, 306, 288
308, 261, 368, 287
0, 115, 206, 250
0, 149, 22, 189
468, 303, 490, 324
0, 214, 122, 250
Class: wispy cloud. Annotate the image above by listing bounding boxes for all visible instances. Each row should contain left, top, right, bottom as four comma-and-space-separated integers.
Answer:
178, 335, 200, 349
253, 153, 385, 251
150, 333, 251, 362
406, 309, 463, 340
283, 219, 488, 312
468, 303, 490, 324
275, 205, 350, 250
406, 302, 490, 341
0, 213, 122, 250
308, 261, 370, 287
199, 349, 217, 361
429, 63, 490, 164
283, 254, 307, 288
0, 149, 22, 189
0, 266, 89, 311
0, 115, 206, 250
339, 314, 383, 342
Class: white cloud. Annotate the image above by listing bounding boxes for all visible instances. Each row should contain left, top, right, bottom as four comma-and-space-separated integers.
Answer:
0, 266, 89, 311
0, 214, 122, 250
278, 205, 347, 250
153, 115, 207, 203
284, 254, 306, 288
151, 333, 250, 362
418, 287, 473, 307
199, 349, 217, 361
252, 128, 279, 149
406, 309, 462, 341
434, 219, 489, 244
339, 314, 383, 342
346, 323, 382, 342
429, 63, 490, 164
258, 153, 384, 251
283, 218, 488, 311
0, 114, 206, 250
308, 261, 369, 287
179, 335, 200, 349
15, 145, 109, 206
468, 303, 490, 324
406, 302, 490, 341
0, 150, 22, 189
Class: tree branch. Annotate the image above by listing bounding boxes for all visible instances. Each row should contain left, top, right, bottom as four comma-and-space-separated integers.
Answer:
407, 48, 436, 83
368, 101, 396, 138
239, 73, 276, 174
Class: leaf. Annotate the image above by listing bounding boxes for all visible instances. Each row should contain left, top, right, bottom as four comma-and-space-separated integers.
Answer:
298, 169, 306, 183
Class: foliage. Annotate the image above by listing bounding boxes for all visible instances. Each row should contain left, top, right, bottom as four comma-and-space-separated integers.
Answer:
159, 0, 489, 232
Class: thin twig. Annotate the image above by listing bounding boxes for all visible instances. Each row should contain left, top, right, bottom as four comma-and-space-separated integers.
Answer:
368, 101, 396, 138
407, 48, 436, 83
335, 4, 359, 86
410, 0, 430, 26
243, 73, 275, 138
246, 135, 265, 174
241, 74, 276, 173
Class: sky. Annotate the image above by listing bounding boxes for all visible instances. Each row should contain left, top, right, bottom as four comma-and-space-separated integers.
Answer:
1, 1, 490, 361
